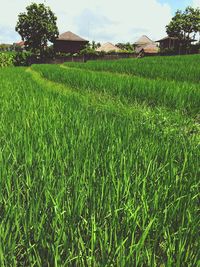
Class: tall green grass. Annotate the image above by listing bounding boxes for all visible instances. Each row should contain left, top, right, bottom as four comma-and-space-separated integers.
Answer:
32, 64, 200, 116
0, 60, 199, 266
64, 54, 200, 83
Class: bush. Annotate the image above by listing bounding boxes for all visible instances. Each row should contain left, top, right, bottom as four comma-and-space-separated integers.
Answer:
79, 47, 98, 56
118, 49, 135, 54
0, 53, 14, 67
160, 47, 177, 55
56, 52, 71, 58
43, 46, 56, 59
14, 51, 33, 66
97, 51, 106, 56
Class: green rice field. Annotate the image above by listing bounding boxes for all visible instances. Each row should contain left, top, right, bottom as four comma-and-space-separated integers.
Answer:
0, 55, 199, 266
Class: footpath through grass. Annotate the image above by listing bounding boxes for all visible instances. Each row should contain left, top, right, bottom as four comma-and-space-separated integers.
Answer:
0, 57, 199, 266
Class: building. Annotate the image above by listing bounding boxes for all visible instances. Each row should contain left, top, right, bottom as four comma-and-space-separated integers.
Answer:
156, 36, 180, 50
134, 35, 158, 54
156, 36, 197, 53
54, 31, 89, 54
138, 43, 159, 56
96, 42, 121, 53
13, 41, 25, 50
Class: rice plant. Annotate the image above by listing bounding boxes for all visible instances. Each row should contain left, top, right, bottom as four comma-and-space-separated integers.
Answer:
0, 56, 199, 266
64, 54, 200, 83
32, 63, 200, 116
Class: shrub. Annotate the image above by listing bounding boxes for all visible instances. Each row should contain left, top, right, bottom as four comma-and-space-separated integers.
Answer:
0, 53, 14, 67
14, 51, 33, 66
97, 50, 106, 56
79, 47, 98, 56
43, 46, 56, 59
160, 47, 177, 55
56, 52, 71, 58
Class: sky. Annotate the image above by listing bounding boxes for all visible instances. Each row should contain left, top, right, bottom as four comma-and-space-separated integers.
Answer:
0, 0, 199, 44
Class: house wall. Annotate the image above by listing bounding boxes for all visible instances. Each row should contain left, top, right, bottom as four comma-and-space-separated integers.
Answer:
54, 40, 88, 54
159, 39, 180, 50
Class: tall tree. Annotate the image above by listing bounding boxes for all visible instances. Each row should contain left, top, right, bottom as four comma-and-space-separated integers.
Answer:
16, 3, 59, 57
115, 42, 134, 52
91, 41, 101, 50
166, 6, 200, 49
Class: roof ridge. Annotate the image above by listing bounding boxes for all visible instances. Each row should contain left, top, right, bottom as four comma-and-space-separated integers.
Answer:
57, 31, 88, 42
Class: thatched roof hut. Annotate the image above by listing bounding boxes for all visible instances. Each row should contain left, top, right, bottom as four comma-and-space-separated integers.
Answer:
134, 35, 158, 54
156, 36, 196, 50
57, 31, 88, 42
139, 44, 159, 54
54, 31, 89, 54
96, 42, 121, 53
134, 35, 154, 46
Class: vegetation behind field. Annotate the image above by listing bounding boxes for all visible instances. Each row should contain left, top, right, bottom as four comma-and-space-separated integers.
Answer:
0, 55, 199, 266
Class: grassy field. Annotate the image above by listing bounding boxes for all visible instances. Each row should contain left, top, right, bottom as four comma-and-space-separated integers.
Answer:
64, 54, 200, 83
0, 55, 199, 266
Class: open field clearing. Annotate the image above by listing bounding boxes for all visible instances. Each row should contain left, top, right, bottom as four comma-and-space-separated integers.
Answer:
0, 55, 200, 266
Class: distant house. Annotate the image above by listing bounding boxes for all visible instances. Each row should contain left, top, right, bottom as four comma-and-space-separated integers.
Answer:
13, 41, 25, 51
134, 35, 158, 54
156, 36, 180, 51
139, 44, 159, 55
54, 31, 89, 54
156, 36, 196, 51
96, 42, 121, 53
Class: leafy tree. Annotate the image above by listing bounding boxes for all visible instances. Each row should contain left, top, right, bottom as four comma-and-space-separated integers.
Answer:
166, 6, 200, 50
115, 42, 134, 52
91, 41, 101, 50
79, 41, 101, 56
79, 46, 98, 56
15, 3, 59, 57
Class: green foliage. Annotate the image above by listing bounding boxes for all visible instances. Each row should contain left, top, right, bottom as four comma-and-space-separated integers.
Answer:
79, 42, 100, 56
15, 3, 59, 56
43, 46, 56, 59
0, 43, 13, 52
160, 47, 176, 55
98, 50, 106, 56
79, 46, 98, 56
56, 52, 71, 57
0, 53, 14, 67
13, 44, 24, 52
14, 51, 33, 66
36, 60, 200, 115
116, 42, 135, 52
64, 54, 200, 84
0, 56, 199, 266
91, 40, 101, 50
166, 6, 200, 48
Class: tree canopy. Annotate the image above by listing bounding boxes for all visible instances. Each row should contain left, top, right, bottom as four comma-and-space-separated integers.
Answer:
166, 6, 200, 45
115, 42, 134, 52
16, 3, 59, 56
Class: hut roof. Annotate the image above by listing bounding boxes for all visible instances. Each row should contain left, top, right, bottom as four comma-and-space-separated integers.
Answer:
156, 36, 196, 42
142, 44, 159, 54
14, 41, 25, 47
57, 31, 88, 42
156, 36, 178, 42
134, 35, 154, 45
96, 42, 121, 52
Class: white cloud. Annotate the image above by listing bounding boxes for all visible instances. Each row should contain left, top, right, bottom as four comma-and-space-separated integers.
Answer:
192, 0, 200, 7
0, 0, 172, 44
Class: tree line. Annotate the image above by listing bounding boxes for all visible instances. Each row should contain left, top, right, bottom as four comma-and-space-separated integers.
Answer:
1, 3, 200, 57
